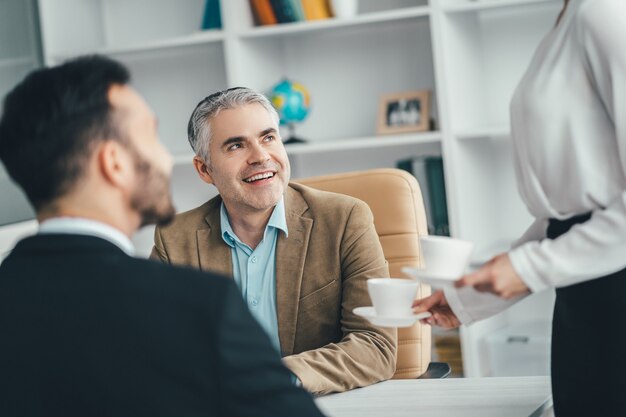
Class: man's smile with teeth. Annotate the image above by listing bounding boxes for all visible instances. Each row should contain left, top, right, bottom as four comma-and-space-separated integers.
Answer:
244, 172, 275, 183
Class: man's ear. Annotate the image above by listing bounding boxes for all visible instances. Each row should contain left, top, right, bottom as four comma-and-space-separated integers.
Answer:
193, 156, 214, 185
99, 140, 133, 189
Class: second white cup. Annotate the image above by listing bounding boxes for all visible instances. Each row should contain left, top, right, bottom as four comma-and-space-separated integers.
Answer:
367, 278, 419, 317
419, 235, 474, 278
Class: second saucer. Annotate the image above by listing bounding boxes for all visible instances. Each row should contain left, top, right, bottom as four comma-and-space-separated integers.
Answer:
353, 306, 431, 328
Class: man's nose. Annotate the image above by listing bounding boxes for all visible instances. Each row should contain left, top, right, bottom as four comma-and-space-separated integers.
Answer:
248, 142, 270, 164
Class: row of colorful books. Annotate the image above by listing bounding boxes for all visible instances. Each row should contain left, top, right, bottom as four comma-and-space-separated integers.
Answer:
250, 0, 333, 26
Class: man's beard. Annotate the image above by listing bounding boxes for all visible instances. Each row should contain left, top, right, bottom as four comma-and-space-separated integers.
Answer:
128, 150, 176, 228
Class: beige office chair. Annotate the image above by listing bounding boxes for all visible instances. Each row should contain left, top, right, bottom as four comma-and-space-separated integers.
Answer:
297, 168, 448, 379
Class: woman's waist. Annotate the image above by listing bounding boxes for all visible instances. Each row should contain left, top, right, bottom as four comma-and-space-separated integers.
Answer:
521, 185, 615, 222
547, 212, 592, 239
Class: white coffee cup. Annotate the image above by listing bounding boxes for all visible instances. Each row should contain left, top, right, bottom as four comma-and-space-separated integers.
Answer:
367, 278, 419, 317
419, 235, 474, 278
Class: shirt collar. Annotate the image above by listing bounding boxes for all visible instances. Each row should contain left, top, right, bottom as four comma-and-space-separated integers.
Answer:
220, 197, 288, 248
38, 217, 135, 256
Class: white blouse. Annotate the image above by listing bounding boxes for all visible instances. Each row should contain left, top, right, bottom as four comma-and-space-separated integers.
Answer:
447, 0, 626, 324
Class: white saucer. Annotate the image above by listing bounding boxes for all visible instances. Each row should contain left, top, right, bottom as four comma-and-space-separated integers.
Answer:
401, 266, 460, 288
353, 306, 431, 328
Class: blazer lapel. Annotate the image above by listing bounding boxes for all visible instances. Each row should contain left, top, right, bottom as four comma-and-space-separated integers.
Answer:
276, 186, 312, 356
197, 199, 233, 278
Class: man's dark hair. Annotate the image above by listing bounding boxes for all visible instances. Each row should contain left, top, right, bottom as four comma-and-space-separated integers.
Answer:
0, 55, 130, 211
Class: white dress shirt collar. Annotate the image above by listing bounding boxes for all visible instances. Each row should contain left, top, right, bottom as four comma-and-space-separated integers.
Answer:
38, 217, 135, 256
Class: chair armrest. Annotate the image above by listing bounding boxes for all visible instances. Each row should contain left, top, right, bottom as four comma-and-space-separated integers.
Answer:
416, 362, 451, 379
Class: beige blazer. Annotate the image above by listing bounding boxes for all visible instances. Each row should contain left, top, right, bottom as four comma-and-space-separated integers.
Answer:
151, 183, 396, 394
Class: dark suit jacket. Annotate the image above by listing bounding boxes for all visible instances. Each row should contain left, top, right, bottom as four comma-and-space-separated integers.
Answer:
0, 234, 324, 417
151, 183, 396, 395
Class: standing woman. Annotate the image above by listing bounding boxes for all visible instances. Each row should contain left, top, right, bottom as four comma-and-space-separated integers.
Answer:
414, 0, 626, 415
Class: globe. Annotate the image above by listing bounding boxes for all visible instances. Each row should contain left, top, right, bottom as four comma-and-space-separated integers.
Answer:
270, 79, 311, 125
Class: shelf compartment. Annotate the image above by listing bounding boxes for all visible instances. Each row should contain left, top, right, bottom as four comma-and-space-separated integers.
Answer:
438, 0, 561, 133
40, 0, 212, 58
289, 138, 442, 179
231, 17, 438, 144
450, 138, 533, 257
117, 43, 228, 156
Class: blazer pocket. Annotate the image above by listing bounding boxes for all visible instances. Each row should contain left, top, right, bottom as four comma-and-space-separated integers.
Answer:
298, 279, 340, 312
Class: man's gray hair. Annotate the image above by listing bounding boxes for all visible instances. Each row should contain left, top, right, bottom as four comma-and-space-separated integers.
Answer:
187, 87, 280, 163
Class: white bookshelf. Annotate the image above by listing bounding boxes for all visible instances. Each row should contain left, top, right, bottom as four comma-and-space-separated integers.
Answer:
0, 0, 565, 377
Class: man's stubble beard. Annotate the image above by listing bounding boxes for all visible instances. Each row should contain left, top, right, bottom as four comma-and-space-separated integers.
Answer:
128, 149, 176, 228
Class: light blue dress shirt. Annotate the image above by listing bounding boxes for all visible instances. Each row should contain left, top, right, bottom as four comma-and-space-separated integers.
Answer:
220, 198, 288, 353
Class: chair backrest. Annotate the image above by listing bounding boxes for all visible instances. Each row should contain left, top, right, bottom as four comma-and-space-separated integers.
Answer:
296, 168, 431, 379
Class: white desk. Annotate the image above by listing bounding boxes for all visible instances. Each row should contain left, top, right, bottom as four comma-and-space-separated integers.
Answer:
315, 376, 552, 417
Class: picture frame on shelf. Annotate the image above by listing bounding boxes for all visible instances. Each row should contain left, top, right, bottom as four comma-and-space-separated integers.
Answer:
377, 90, 430, 135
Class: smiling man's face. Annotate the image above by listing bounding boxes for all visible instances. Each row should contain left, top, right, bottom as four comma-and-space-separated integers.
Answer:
203, 103, 290, 215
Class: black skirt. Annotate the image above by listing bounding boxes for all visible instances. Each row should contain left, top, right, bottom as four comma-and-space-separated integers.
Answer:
547, 213, 626, 416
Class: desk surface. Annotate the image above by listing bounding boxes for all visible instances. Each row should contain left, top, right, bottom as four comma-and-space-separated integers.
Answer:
315, 376, 552, 417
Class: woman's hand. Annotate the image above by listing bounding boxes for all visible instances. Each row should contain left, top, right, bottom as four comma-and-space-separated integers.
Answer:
455, 253, 530, 299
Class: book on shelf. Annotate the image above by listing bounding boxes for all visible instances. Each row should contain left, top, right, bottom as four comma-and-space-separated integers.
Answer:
289, 0, 306, 21
396, 156, 450, 236
301, 0, 332, 21
250, 0, 278, 25
201, 0, 222, 30
426, 157, 450, 236
269, 0, 302, 23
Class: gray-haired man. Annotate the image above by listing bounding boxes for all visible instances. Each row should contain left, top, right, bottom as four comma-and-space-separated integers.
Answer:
151, 87, 397, 395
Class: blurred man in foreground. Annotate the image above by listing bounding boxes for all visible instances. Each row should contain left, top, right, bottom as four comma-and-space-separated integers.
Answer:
0, 55, 324, 417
